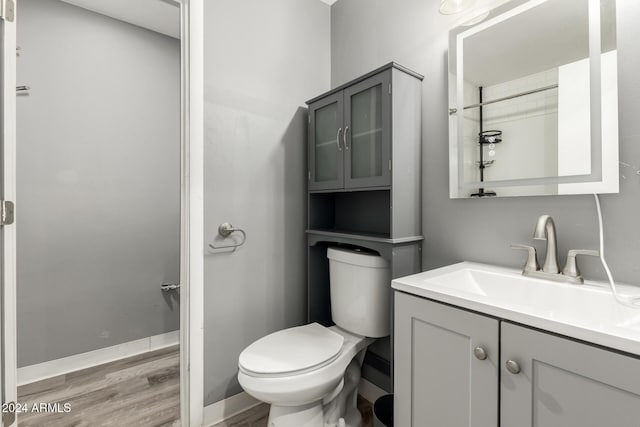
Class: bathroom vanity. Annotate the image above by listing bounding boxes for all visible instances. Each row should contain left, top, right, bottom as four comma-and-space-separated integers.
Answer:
392, 262, 640, 427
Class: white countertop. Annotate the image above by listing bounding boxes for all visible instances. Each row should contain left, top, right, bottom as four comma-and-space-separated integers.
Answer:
392, 262, 640, 355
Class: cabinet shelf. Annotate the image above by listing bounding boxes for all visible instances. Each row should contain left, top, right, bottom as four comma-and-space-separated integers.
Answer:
315, 140, 338, 148
314, 129, 383, 147
308, 190, 391, 237
351, 128, 382, 139
306, 228, 423, 244
309, 185, 390, 194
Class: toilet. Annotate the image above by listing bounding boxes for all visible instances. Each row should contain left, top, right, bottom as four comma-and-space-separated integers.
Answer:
237, 247, 391, 427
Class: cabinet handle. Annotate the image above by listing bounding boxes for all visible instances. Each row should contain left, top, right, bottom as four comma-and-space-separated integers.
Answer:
505, 359, 521, 374
473, 346, 488, 360
336, 127, 343, 151
344, 126, 350, 150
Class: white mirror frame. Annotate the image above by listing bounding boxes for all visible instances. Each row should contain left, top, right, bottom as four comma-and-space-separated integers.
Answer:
448, 0, 619, 198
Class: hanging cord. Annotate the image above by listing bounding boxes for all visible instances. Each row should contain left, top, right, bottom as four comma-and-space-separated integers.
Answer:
593, 194, 640, 308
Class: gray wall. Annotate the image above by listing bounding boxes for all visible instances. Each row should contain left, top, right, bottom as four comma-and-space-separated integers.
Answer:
203, 0, 331, 406
17, 0, 180, 367
331, 0, 640, 285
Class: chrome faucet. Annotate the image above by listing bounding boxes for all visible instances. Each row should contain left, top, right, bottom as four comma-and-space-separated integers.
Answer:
511, 215, 599, 284
533, 215, 559, 274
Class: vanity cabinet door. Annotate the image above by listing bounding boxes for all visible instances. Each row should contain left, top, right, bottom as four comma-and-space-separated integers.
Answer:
343, 70, 391, 189
394, 293, 499, 427
500, 322, 640, 427
308, 92, 344, 191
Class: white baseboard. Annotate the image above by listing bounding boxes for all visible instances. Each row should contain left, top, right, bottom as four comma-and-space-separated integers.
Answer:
203, 392, 261, 427
358, 378, 388, 404
18, 330, 180, 386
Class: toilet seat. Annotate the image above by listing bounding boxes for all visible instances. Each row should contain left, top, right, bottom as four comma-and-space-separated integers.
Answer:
239, 323, 344, 377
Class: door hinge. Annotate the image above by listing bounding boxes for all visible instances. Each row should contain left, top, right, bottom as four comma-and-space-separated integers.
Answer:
308, 115, 311, 124
389, 83, 392, 94
2, 402, 16, 425
389, 160, 392, 171
0, 0, 15, 22
308, 171, 311, 181
1, 200, 15, 225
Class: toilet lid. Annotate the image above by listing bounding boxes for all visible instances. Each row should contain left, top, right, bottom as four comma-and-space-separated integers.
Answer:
238, 323, 344, 375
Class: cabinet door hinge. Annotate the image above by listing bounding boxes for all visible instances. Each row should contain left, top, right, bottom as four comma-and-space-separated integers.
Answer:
0, 0, 15, 22
389, 83, 392, 94
308, 115, 311, 124
389, 160, 392, 171
1, 200, 15, 225
308, 171, 311, 181
2, 402, 16, 425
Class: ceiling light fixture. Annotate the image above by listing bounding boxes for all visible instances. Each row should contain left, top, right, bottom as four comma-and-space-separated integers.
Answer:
439, 0, 474, 15
462, 11, 491, 26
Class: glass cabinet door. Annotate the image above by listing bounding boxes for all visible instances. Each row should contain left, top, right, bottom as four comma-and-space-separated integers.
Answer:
309, 92, 344, 191
343, 71, 391, 188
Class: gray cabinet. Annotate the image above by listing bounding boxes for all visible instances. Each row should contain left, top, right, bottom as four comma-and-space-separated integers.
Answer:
395, 293, 640, 427
306, 63, 423, 392
307, 63, 420, 192
342, 70, 391, 189
394, 292, 499, 427
309, 91, 344, 191
501, 322, 640, 427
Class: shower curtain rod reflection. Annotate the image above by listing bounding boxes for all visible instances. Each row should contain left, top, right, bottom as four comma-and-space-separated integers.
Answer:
449, 83, 558, 115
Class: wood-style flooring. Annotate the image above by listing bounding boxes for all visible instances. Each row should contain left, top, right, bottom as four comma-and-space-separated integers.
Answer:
212, 395, 374, 427
17, 345, 374, 427
17, 346, 180, 427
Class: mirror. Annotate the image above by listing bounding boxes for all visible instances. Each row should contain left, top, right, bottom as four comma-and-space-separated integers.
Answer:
448, 0, 618, 198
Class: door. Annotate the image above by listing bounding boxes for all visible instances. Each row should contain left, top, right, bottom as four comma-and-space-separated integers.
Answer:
1, 2, 203, 425
501, 322, 640, 427
0, 1, 18, 425
308, 91, 344, 191
394, 293, 499, 427
343, 70, 391, 189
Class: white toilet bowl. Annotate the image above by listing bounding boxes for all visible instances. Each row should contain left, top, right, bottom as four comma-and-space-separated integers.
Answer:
237, 247, 390, 427
238, 324, 372, 426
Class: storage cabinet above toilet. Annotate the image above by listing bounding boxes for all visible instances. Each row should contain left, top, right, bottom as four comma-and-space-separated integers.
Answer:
308, 69, 393, 191
305, 63, 424, 392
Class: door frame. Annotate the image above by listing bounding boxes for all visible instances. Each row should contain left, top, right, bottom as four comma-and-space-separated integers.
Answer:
0, 0, 205, 425
176, 0, 205, 425
1, 3, 18, 425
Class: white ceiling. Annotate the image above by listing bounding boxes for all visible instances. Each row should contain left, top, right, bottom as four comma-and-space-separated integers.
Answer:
61, 0, 336, 39
60, 0, 179, 39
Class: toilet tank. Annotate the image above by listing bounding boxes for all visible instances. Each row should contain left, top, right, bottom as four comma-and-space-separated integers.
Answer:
327, 247, 391, 338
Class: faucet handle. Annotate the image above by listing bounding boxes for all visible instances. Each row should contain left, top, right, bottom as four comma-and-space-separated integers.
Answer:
511, 244, 540, 273
562, 249, 600, 282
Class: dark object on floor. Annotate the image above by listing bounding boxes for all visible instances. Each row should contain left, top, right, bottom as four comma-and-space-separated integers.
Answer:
374, 394, 393, 427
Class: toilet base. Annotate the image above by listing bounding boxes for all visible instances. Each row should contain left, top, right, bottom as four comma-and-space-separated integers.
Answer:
267, 351, 366, 427
267, 399, 361, 427
268, 402, 324, 427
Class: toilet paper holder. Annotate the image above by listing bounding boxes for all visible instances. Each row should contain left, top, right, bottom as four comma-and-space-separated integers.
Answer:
209, 222, 246, 250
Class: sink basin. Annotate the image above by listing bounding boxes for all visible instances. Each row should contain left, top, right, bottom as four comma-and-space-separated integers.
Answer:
392, 262, 640, 355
